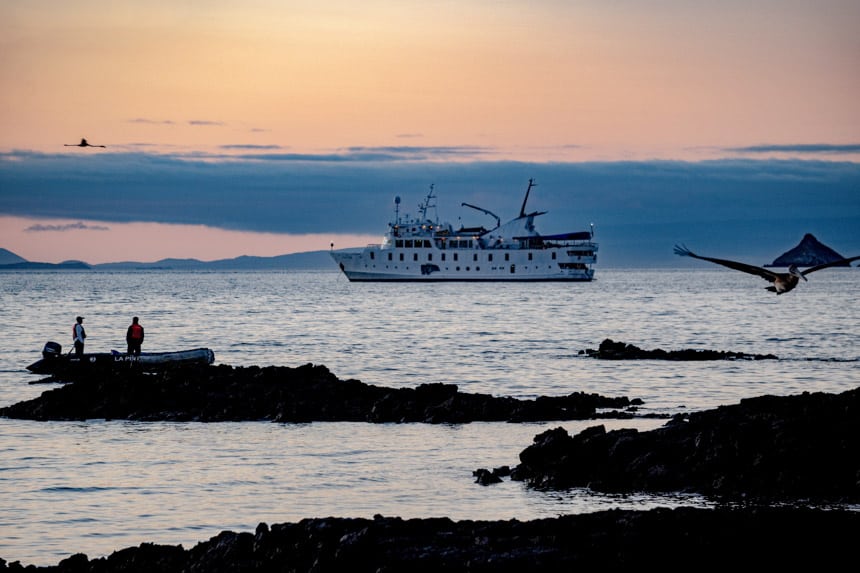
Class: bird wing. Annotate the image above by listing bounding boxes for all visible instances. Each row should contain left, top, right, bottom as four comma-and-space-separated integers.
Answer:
674, 244, 778, 282
800, 255, 860, 276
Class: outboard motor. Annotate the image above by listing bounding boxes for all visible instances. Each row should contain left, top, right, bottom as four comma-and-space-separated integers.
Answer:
42, 341, 62, 359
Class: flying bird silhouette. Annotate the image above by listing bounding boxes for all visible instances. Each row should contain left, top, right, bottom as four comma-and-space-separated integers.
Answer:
674, 244, 860, 295
64, 138, 106, 148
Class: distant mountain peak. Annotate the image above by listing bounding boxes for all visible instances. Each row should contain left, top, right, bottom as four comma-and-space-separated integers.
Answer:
0, 248, 28, 265
769, 234, 848, 267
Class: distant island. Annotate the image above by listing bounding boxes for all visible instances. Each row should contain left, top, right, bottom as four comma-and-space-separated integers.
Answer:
0, 260, 91, 270
1, 234, 855, 271
765, 233, 853, 267
0, 247, 338, 271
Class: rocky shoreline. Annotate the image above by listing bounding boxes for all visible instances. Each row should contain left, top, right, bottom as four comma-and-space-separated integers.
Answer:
6, 339, 783, 423
4, 365, 857, 570
3, 507, 858, 571
581, 338, 779, 360
475, 387, 859, 503
2, 363, 639, 423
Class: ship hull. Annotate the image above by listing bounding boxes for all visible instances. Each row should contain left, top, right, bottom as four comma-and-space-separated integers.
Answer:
337, 275, 593, 282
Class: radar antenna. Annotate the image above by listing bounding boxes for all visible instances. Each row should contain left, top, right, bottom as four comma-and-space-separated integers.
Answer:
418, 184, 438, 223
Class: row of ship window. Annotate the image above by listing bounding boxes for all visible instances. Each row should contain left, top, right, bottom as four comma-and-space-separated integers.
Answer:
369, 251, 551, 262
392, 238, 594, 256
365, 264, 590, 273
395, 239, 472, 249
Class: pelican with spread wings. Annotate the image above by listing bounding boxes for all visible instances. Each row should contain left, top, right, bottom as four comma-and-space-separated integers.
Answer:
674, 244, 860, 295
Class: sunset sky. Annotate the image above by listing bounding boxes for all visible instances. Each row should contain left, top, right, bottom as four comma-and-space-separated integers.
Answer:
1, 0, 858, 265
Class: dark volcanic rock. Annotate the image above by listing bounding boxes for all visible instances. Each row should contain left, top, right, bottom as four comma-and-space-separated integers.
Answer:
0, 364, 634, 423
581, 338, 778, 360
769, 233, 850, 267
4, 509, 858, 571
507, 387, 860, 503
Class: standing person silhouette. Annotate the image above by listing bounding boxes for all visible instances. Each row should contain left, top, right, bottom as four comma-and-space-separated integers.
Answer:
126, 316, 144, 356
73, 316, 86, 356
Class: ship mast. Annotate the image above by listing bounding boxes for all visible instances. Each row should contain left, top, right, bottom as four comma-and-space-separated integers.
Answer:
418, 184, 438, 223
519, 178, 536, 218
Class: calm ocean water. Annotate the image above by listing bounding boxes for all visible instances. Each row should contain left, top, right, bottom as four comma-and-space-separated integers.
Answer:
1, 269, 858, 565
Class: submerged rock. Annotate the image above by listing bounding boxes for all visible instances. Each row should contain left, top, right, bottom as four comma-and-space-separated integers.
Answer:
504, 387, 860, 503
3, 508, 858, 571
581, 338, 778, 360
0, 364, 636, 423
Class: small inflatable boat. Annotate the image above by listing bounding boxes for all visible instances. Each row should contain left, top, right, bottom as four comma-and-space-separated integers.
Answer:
26, 341, 215, 375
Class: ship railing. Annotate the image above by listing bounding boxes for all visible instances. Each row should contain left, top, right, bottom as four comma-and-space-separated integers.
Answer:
544, 240, 598, 249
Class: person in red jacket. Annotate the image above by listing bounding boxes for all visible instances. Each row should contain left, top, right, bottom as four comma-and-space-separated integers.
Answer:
126, 316, 145, 356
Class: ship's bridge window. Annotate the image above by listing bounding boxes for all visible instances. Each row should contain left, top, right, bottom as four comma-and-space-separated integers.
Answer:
395, 240, 403, 248
405, 240, 414, 248
423, 240, 432, 248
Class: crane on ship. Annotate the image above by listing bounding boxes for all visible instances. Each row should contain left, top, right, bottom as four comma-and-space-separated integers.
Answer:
460, 202, 500, 231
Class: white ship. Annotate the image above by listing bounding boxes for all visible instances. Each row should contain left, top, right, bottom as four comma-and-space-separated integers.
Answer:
330, 179, 598, 282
